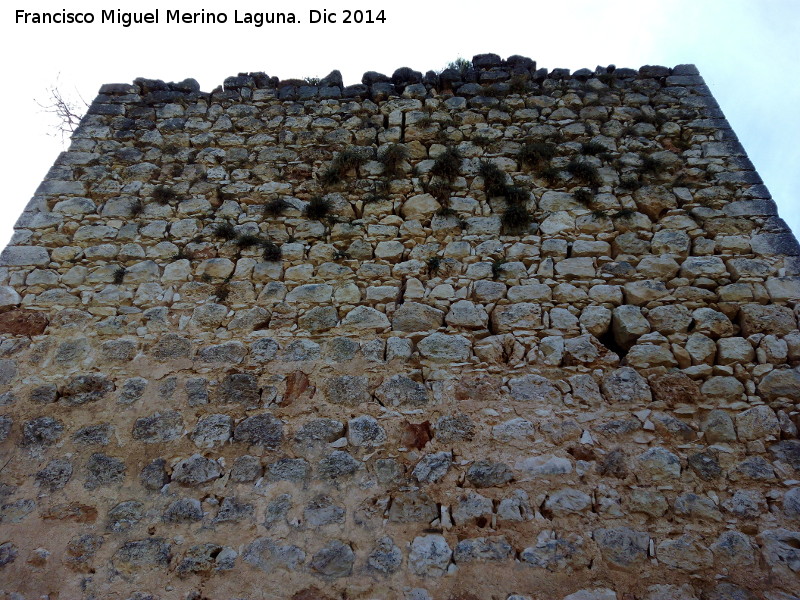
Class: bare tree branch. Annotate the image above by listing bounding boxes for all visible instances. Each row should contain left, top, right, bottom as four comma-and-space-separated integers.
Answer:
35, 75, 89, 145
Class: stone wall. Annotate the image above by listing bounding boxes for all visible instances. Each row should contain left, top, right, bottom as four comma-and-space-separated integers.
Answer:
0, 54, 799, 600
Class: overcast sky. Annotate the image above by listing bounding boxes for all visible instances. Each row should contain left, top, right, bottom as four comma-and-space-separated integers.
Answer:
1, 0, 798, 248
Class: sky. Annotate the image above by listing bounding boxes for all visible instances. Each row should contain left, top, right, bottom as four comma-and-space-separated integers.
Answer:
1, 0, 798, 248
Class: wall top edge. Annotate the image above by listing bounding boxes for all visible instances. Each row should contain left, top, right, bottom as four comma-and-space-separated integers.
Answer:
93, 55, 701, 104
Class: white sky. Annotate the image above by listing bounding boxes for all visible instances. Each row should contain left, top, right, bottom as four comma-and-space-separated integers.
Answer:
1, 0, 798, 248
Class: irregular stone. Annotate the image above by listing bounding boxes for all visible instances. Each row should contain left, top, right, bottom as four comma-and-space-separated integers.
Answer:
375, 374, 428, 406
759, 367, 800, 402
317, 451, 360, 480
739, 304, 797, 337
466, 460, 513, 488
735, 405, 779, 441
191, 414, 233, 448
710, 530, 756, 566
521, 534, 590, 571
545, 488, 592, 516
140, 458, 169, 490
163, 498, 203, 523
509, 374, 562, 403
340, 305, 390, 330
132, 410, 183, 443
36, 458, 73, 491
172, 454, 222, 486
233, 413, 283, 448
243, 538, 305, 573
435, 414, 475, 443
413, 452, 452, 483
408, 535, 452, 577
637, 447, 680, 481
367, 536, 403, 574
418, 332, 471, 362
113, 538, 171, 571
593, 526, 649, 568
22, 416, 64, 446
392, 301, 444, 332
388, 491, 437, 524
656, 535, 712, 571
323, 375, 371, 405
702, 410, 737, 443
601, 367, 651, 403
491, 302, 542, 332
453, 536, 513, 562
347, 415, 386, 447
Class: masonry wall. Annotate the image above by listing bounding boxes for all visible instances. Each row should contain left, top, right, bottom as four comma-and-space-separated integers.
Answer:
0, 54, 799, 600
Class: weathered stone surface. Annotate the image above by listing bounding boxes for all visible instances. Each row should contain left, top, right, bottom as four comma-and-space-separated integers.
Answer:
491, 302, 542, 332
375, 374, 428, 406
601, 367, 651, 403
509, 374, 562, 403
408, 535, 452, 577
593, 527, 649, 568
739, 304, 797, 337
324, 375, 371, 405
1, 57, 798, 599
656, 535, 712, 570
172, 454, 222, 486
234, 413, 283, 448
392, 301, 444, 332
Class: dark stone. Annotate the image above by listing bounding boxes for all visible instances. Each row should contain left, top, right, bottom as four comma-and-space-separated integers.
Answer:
0, 416, 11, 443
29, 384, 59, 405
72, 423, 113, 446
163, 498, 203, 523
22, 416, 64, 446
185, 377, 208, 406
107, 500, 144, 532
466, 460, 513, 488
65, 533, 104, 569
597, 448, 628, 479
151, 333, 191, 359
434, 414, 475, 443
319, 70, 343, 87
140, 458, 169, 490
216, 373, 260, 405
266, 458, 310, 482
688, 449, 723, 480
391, 67, 423, 86
362, 71, 390, 85
472, 54, 502, 68
230, 455, 262, 483
310, 540, 354, 578
85, 453, 126, 489
304, 495, 345, 526
132, 410, 184, 443
214, 496, 254, 523
233, 413, 283, 448
36, 458, 73, 491
114, 538, 171, 569
60, 374, 114, 406
769, 440, 800, 470
317, 451, 360, 480
119, 377, 147, 404
0, 542, 17, 567
172, 454, 222, 486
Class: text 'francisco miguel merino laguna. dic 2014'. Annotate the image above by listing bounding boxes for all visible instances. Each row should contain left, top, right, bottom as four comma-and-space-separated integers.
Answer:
15, 8, 387, 27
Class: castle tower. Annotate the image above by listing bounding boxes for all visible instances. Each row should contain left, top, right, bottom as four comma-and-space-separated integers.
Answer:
0, 55, 798, 599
